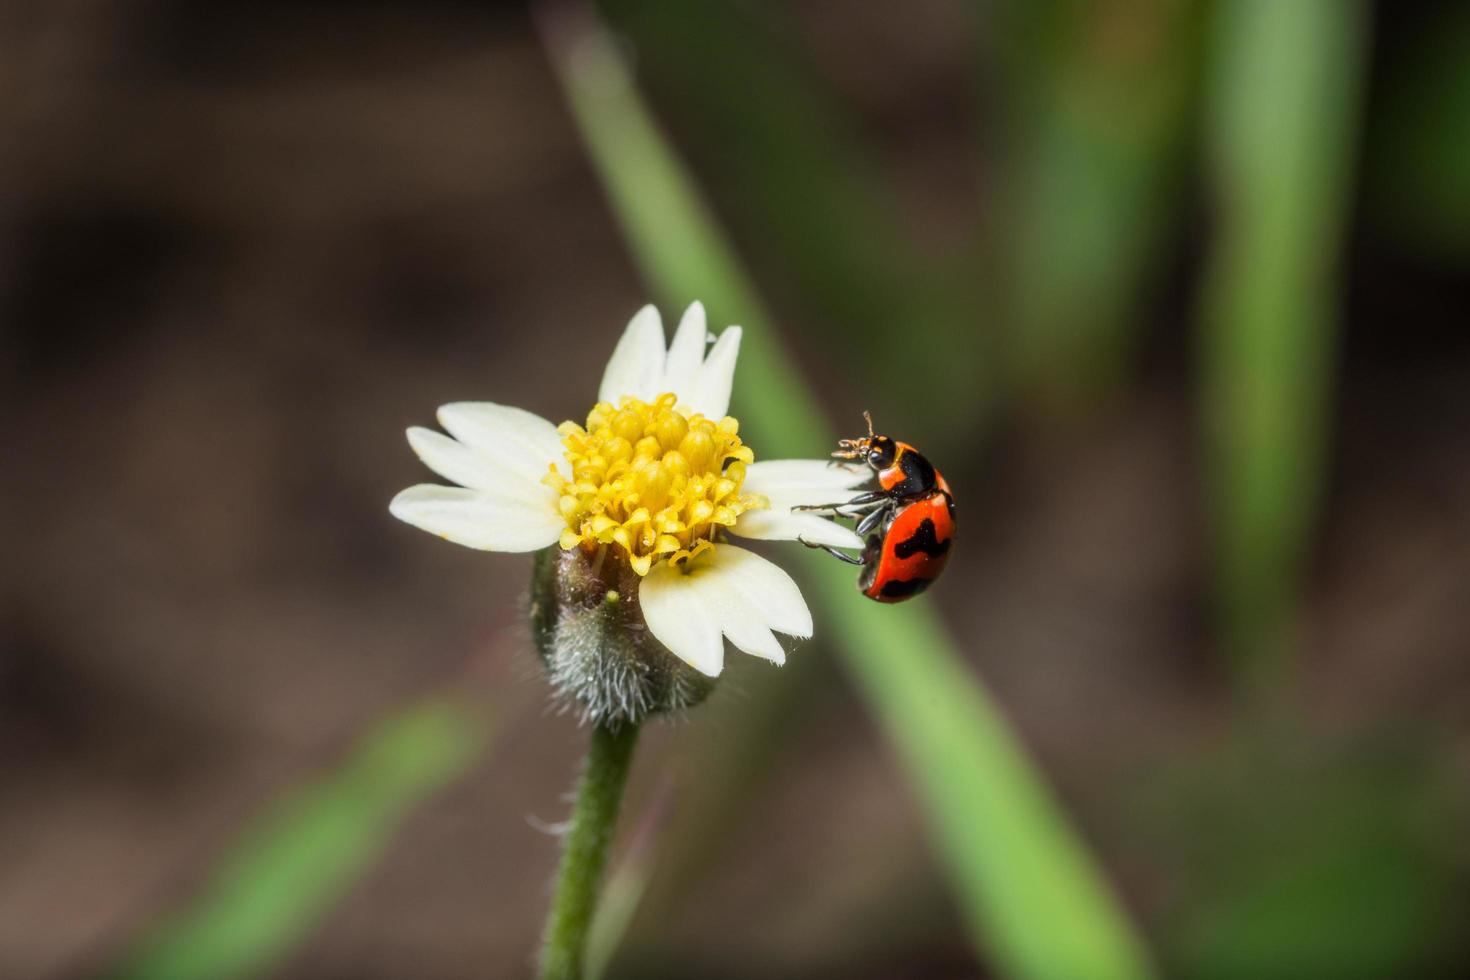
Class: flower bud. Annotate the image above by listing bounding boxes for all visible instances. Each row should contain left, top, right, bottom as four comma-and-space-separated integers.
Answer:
530, 545, 715, 727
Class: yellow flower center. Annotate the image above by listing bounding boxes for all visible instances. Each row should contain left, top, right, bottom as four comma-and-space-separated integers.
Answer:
547, 393, 767, 576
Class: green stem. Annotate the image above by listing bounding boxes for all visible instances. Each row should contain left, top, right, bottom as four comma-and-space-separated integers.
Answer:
538, 721, 641, 980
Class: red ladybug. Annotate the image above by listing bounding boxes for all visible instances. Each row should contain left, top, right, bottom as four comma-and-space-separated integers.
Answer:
799, 413, 955, 602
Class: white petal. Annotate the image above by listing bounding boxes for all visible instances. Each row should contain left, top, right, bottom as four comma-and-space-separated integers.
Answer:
389, 484, 563, 552
731, 508, 865, 550
640, 560, 725, 676
743, 459, 870, 500
639, 544, 812, 676
435, 403, 567, 482
710, 545, 812, 639
406, 427, 500, 490
599, 305, 667, 404
718, 615, 786, 665
662, 302, 708, 402
685, 326, 741, 419
734, 459, 871, 549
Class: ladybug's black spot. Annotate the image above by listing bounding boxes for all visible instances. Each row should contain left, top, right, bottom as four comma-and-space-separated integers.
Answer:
880, 576, 933, 599
893, 518, 951, 560
887, 449, 937, 499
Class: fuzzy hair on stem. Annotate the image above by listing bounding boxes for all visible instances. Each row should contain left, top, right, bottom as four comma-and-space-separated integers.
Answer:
537, 719, 640, 980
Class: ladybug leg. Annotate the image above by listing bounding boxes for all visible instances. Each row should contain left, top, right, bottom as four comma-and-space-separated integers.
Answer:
797, 537, 865, 566
792, 490, 889, 514
854, 504, 892, 538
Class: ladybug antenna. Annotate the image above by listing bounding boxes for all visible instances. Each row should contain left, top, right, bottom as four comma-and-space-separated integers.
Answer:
862, 410, 875, 440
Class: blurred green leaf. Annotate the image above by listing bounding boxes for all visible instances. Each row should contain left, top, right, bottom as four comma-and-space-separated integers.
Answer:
994, 0, 1200, 408
1364, 6, 1470, 258
114, 699, 489, 980
599, 0, 992, 438
543, 14, 1153, 979
1197, 0, 1368, 684
1141, 733, 1457, 979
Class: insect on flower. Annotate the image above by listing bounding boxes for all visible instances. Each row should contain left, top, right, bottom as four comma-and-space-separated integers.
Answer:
797, 412, 955, 602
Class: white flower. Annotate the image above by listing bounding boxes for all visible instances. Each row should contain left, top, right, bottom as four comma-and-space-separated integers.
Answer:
391, 302, 866, 677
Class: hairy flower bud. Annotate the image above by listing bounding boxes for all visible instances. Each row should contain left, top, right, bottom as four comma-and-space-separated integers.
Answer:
530, 545, 716, 726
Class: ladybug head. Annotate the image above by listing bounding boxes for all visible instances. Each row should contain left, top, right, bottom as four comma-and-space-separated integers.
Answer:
864, 435, 898, 470
834, 411, 897, 470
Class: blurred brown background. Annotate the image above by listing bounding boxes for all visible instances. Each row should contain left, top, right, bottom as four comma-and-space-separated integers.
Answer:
4, 1, 1470, 978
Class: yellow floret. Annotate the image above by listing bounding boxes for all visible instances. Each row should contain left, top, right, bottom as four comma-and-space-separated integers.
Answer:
546, 393, 766, 575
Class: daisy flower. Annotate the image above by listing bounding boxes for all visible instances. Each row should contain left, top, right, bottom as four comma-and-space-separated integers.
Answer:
390, 302, 865, 682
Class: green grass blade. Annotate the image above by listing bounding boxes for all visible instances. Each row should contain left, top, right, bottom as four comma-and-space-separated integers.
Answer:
543, 16, 1153, 979
598, 0, 991, 434
993, 0, 1201, 408
113, 699, 490, 980
1197, 0, 1368, 685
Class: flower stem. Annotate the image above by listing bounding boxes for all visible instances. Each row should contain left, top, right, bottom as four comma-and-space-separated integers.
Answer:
538, 721, 641, 980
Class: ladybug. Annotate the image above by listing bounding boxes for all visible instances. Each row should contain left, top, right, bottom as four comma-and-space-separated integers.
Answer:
798, 413, 955, 602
